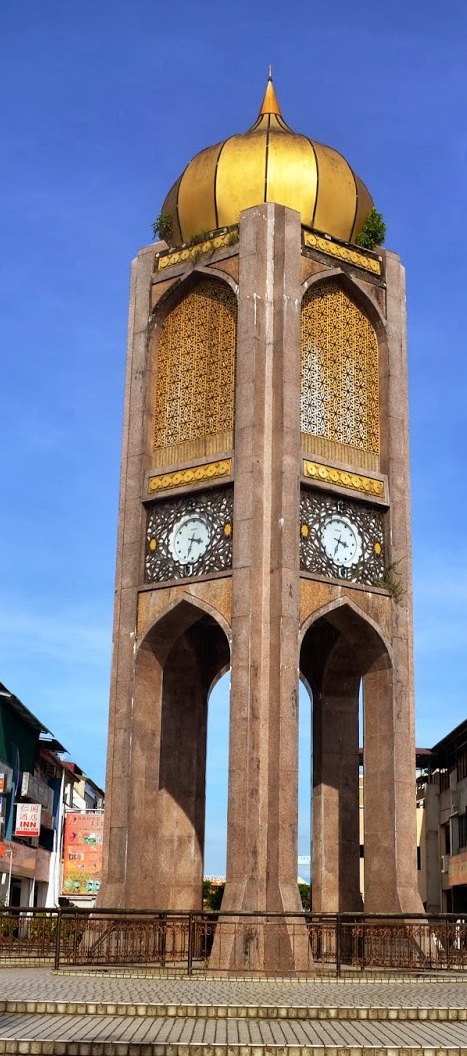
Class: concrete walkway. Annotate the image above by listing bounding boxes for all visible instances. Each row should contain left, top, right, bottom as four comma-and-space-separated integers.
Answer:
1, 967, 467, 1053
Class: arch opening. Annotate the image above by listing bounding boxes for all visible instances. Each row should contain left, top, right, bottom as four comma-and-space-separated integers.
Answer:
298, 678, 312, 890
300, 601, 391, 913
126, 600, 230, 910
205, 669, 230, 881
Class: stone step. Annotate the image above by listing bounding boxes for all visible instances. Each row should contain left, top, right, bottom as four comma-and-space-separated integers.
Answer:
1, 1011, 467, 1054
1, 998, 467, 1022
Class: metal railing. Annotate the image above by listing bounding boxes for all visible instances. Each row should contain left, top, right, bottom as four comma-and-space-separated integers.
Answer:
1, 907, 467, 974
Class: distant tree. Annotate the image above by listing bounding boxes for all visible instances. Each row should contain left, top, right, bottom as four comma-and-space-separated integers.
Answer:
298, 883, 311, 911
203, 880, 225, 911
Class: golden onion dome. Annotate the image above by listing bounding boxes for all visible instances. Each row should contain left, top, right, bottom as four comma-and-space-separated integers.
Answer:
161, 76, 374, 247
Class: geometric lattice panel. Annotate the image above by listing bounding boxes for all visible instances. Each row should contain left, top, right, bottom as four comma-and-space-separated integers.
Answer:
300, 283, 380, 456
300, 487, 385, 586
153, 278, 237, 450
146, 487, 233, 582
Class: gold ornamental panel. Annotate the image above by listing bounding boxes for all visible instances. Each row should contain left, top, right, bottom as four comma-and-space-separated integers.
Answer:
148, 459, 232, 495
153, 279, 237, 457
303, 459, 385, 499
300, 283, 380, 460
303, 230, 381, 275
155, 229, 237, 271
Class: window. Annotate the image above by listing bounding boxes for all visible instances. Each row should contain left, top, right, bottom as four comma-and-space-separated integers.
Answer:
458, 814, 467, 851
457, 751, 467, 782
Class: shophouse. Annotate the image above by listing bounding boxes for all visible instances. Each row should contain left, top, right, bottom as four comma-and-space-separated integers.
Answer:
416, 720, 467, 915
0, 681, 104, 907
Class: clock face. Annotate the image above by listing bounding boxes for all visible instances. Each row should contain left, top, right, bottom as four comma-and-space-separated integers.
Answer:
300, 489, 385, 586
145, 487, 234, 582
170, 515, 211, 565
321, 515, 362, 568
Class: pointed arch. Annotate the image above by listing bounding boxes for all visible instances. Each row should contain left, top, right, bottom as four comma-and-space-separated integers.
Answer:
299, 597, 393, 913
301, 267, 386, 339
153, 266, 238, 322
127, 591, 231, 910
138, 591, 232, 664
299, 595, 392, 667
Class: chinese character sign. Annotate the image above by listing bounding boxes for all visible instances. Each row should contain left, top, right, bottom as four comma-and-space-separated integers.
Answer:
15, 802, 42, 837
62, 812, 104, 895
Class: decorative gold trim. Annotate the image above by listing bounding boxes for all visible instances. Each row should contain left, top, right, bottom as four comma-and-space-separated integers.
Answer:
303, 459, 385, 498
148, 459, 232, 494
302, 230, 381, 276
155, 230, 238, 272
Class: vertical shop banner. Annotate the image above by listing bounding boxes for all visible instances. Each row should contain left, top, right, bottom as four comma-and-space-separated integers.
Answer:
62, 812, 104, 895
15, 802, 41, 837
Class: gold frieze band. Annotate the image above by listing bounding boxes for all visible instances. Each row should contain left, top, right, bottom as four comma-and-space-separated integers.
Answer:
155, 229, 238, 272
303, 459, 385, 498
303, 230, 382, 276
148, 458, 232, 494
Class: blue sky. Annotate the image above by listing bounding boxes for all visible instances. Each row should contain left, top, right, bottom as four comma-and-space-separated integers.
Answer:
1, 2, 466, 876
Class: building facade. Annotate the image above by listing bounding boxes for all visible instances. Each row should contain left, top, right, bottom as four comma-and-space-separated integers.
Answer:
416, 722, 467, 914
0, 681, 104, 908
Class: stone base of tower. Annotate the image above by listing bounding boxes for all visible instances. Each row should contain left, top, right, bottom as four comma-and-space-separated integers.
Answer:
209, 882, 313, 975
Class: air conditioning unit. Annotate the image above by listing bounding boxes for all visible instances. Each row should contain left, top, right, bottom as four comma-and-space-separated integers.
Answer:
441, 855, 449, 874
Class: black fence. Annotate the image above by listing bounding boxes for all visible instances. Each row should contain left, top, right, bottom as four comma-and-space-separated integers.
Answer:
1, 907, 467, 975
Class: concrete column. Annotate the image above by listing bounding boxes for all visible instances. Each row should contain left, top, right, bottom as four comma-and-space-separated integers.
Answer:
214, 204, 309, 972
386, 252, 422, 913
363, 662, 400, 910
312, 682, 361, 913
363, 252, 422, 914
123, 635, 208, 910
99, 245, 156, 908
359, 251, 420, 912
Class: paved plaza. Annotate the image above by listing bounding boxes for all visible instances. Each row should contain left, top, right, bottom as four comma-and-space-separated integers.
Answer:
1, 967, 467, 1052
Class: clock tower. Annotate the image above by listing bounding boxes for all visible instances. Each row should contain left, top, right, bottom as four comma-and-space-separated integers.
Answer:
99, 77, 422, 971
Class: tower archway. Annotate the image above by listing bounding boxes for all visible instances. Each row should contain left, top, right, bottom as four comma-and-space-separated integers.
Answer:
300, 599, 393, 913
120, 598, 230, 910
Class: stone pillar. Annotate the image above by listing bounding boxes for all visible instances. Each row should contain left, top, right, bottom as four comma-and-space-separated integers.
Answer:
363, 251, 422, 914
122, 634, 208, 910
214, 204, 309, 972
312, 681, 361, 913
98, 245, 155, 909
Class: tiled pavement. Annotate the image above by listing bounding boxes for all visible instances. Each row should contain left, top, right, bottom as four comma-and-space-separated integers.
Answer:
2, 968, 467, 1052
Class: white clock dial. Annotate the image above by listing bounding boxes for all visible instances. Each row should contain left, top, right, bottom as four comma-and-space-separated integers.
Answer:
169, 514, 211, 565
321, 515, 362, 568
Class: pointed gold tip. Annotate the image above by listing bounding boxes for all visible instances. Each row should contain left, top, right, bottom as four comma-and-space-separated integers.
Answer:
259, 75, 282, 117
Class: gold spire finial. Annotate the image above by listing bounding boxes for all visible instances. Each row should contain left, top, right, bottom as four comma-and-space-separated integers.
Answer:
259, 69, 282, 116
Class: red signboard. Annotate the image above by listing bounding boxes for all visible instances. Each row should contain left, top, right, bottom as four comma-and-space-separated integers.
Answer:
62, 811, 104, 895
15, 802, 41, 837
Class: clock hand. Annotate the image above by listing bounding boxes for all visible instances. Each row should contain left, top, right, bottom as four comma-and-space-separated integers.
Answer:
333, 534, 349, 557
187, 532, 204, 558
186, 534, 197, 557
